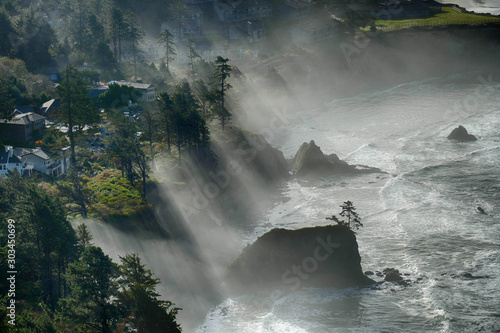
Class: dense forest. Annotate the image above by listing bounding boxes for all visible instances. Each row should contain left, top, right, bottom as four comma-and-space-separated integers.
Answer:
0, 0, 245, 331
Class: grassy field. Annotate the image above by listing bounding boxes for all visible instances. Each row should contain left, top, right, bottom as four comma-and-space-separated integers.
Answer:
376, 7, 500, 30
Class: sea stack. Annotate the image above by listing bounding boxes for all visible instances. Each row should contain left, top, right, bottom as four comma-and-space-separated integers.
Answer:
447, 125, 477, 141
290, 140, 382, 178
223, 225, 375, 295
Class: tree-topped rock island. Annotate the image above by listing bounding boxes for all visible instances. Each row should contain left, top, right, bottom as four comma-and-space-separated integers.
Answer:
223, 225, 375, 295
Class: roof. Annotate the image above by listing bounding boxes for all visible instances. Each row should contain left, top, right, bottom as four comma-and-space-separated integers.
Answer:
1, 112, 46, 125
108, 81, 153, 90
41, 99, 61, 111
0, 151, 23, 165
14, 106, 35, 115
13, 147, 51, 160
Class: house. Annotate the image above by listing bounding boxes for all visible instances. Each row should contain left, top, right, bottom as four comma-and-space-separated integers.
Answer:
0, 146, 32, 177
107, 81, 156, 102
39, 99, 61, 118
14, 147, 70, 177
0, 112, 46, 146
279, 0, 312, 20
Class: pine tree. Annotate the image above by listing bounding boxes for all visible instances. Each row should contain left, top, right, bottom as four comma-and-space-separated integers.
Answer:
110, 7, 127, 63
125, 12, 145, 80
187, 38, 201, 77
326, 200, 363, 230
56, 66, 100, 165
212, 56, 232, 130
117, 253, 182, 333
0, 81, 15, 120
159, 27, 176, 72
22, 185, 77, 310
61, 246, 119, 333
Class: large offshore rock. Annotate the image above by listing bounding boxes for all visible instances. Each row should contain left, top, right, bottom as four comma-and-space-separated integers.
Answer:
291, 140, 381, 178
447, 125, 477, 141
224, 225, 374, 295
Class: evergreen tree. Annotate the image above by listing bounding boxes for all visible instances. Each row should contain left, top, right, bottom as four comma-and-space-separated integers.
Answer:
187, 38, 200, 78
22, 185, 78, 309
212, 56, 232, 130
140, 103, 158, 170
125, 12, 145, 80
110, 7, 127, 63
76, 223, 93, 251
0, 81, 15, 120
62, 246, 119, 333
14, 9, 57, 71
0, 8, 14, 56
159, 27, 176, 72
117, 253, 182, 332
56, 66, 100, 165
157, 91, 173, 153
326, 200, 363, 230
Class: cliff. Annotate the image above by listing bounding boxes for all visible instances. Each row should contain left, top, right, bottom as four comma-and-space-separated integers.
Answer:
224, 225, 374, 295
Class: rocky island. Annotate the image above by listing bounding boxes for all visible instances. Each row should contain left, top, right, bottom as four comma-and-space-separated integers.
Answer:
224, 225, 375, 295
291, 140, 383, 178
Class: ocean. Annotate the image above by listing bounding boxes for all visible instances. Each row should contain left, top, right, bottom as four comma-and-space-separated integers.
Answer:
197, 73, 500, 332
440, 0, 500, 14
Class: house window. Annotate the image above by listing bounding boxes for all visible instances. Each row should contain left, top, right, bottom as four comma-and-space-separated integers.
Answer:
26, 124, 31, 129
1, 165, 5, 170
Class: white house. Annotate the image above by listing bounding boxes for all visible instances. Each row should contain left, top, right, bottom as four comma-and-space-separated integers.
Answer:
0, 146, 32, 177
13, 147, 70, 177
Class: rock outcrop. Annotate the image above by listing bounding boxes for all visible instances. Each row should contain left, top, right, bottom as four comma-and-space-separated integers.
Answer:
447, 125, 477, 141
383, 268, 403, 282
291, 140, 382, 178
224, 225, 374, 295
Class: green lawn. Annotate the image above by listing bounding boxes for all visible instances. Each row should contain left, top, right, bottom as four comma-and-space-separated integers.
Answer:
376, 7, 500, 30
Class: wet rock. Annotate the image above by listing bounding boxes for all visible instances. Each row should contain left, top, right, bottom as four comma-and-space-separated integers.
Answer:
397, 280, 410, 287
461, 272, 488, 279
383, 268, 403, 282
447, 125, 477, 141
